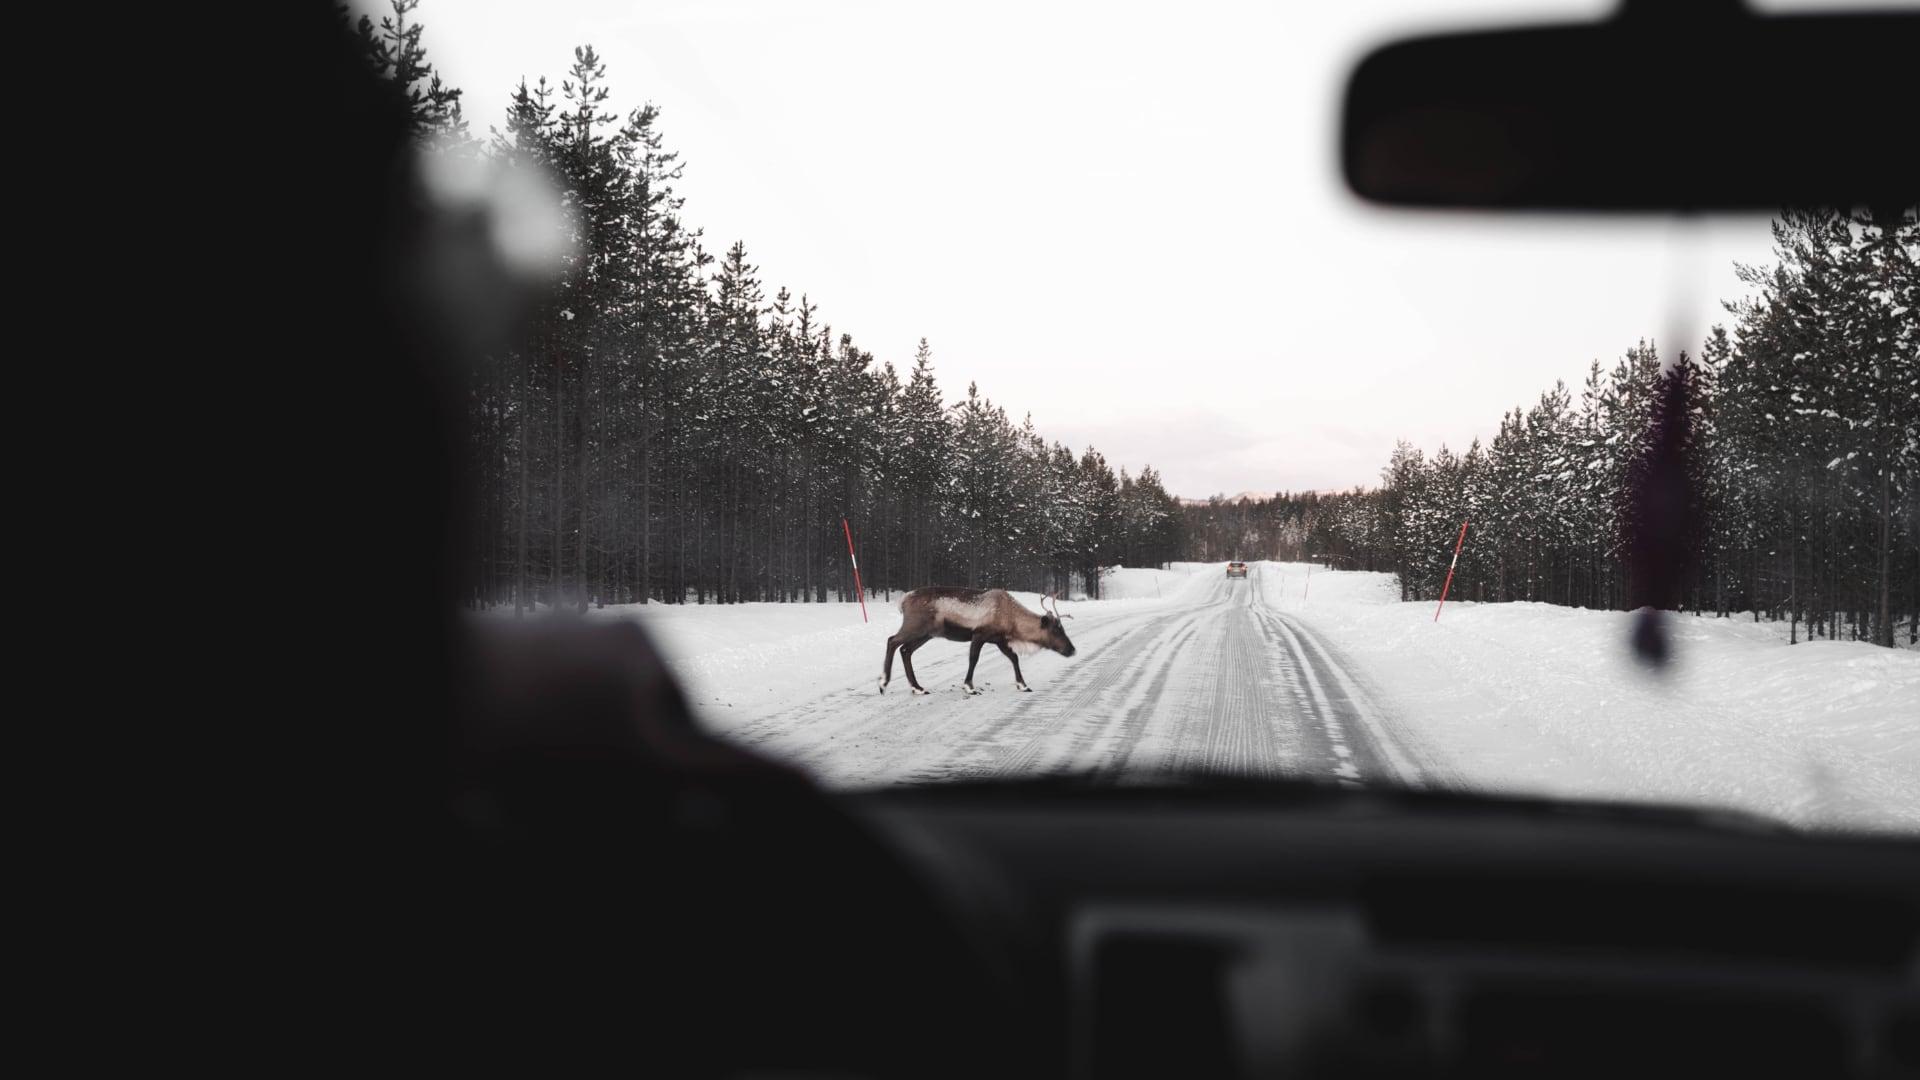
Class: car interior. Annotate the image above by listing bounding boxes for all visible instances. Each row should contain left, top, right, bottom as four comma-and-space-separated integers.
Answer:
287, 1, 1919, 1076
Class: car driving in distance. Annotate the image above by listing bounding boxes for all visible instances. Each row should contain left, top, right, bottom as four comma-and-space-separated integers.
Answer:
1226, 561, 1249, 578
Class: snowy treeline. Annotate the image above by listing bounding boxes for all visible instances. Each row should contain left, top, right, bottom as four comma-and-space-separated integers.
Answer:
350, 3, 1185, 608
1183, 490, 1385, 571
1183, 210, 1919, 647
350, 4, 1912, 640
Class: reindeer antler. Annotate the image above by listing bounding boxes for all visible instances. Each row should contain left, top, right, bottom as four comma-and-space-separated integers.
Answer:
1044, 591, 1073, 620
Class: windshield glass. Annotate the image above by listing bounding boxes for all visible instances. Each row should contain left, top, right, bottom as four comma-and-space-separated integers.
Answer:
359, 0, 1919, 834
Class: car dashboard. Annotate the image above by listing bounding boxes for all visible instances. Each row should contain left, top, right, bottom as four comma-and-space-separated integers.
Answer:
854, 782, 1920, 1079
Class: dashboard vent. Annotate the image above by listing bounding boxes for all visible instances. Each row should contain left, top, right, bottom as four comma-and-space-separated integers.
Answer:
1362, 875, 1916, 972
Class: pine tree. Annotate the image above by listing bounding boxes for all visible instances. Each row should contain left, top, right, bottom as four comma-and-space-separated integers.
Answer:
898, 341, 950, 585
411, 1, 1909, 632
353, 0, 472, 147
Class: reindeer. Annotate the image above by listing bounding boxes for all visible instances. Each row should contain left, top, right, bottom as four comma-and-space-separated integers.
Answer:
880, 588, 1076, 696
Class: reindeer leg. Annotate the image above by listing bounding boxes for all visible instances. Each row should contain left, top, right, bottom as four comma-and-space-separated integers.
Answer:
996, 641, 1030, 691
963, 638, 986, 695
900, 637, 931, 695
881, 634, 902, 693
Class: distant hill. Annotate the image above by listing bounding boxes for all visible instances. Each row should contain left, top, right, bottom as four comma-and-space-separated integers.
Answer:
1177, 489, 1348, 507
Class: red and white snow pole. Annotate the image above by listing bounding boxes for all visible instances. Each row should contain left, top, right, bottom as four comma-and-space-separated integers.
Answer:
1433, 520, 1470, 622
842, 517, 868, 623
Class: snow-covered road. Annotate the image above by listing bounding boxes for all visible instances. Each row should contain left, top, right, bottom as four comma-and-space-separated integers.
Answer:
719, 566, 1452, 790
534, 559, 1915, 831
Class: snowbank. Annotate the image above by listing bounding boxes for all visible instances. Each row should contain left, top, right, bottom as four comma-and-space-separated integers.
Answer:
1259, 561, 1920, 833
1096, 563, 1210, 602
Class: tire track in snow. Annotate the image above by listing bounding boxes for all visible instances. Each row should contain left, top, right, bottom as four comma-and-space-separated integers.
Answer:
1172, 594, 1287, 779
737, 585, 1219, 785
1255, 607, 1372, 787
724, 566, 1441, 790
1268, 608, 1457, 791
938, 613, 1174, 769
1082, 617, 1208, 783
959, 578, 1232, 780
916, 605, 1211, 782
1018, 615, 1209, 779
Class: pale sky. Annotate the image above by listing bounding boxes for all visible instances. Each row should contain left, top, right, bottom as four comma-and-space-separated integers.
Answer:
371, 0, 1827, 497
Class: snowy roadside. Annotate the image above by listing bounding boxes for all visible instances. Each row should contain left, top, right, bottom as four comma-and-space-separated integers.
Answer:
472, 560, 1917, 833
1259, 561, 1920, 833
551, 564, 1214, 730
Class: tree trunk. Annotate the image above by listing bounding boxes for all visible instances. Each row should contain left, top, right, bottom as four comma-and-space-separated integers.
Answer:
1788, 524, 1798, 644
577, 350, 591, 612
551, 350, 565, 610
640, 437, 651, 604
1878, 467, 1892, 647
515, 357, 530, 616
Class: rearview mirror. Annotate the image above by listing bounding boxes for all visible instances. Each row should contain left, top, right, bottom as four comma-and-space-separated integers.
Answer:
1340, 1, 1918, 211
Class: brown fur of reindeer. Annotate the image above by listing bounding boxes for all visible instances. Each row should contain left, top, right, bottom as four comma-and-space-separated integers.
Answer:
880, 588, 1076, 695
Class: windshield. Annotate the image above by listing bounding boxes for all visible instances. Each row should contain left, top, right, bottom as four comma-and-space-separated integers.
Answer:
357, 0, 1919, 834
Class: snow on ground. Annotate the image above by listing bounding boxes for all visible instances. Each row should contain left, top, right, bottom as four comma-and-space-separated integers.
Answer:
1097, 563, 1211, 601
1685, 611, 1920, 652
1256, 561, 1920, 833
481, 561, 1917, 833
572, 568, 1217, 726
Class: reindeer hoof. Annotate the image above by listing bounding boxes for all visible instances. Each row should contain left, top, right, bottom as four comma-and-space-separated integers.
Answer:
911, 687, 930, 696
1016, 682, 1031, 692
963, 685, 983, 696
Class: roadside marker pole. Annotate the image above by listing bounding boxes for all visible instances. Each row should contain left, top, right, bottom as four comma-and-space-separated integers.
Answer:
843, 517, 868, 623
1303, 564, 1310, 603
1434, 520, 1470, 622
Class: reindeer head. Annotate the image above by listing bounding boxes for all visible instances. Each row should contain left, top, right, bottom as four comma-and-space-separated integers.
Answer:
1040, 592, 1076, 657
